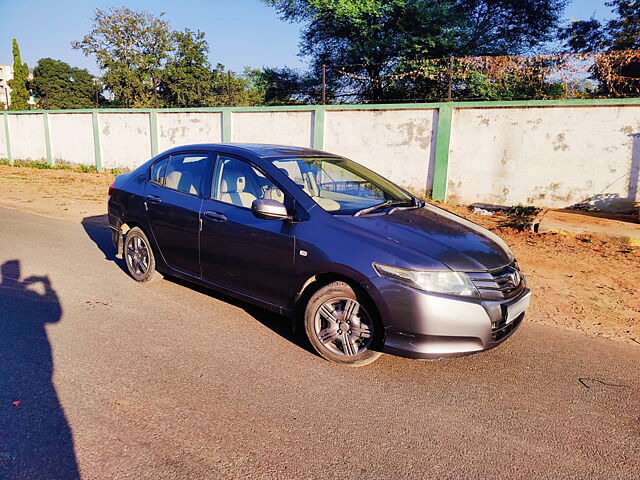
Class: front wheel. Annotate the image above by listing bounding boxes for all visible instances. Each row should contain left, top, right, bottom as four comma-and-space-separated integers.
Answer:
304, 281, 383, 367
124, 227, 162, 283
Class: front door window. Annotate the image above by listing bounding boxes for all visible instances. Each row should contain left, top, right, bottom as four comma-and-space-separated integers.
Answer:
212, 156, 285, 208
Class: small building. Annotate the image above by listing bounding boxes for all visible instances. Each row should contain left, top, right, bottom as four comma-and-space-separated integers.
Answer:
0, 64, 13, 108
0, 63, 36, 109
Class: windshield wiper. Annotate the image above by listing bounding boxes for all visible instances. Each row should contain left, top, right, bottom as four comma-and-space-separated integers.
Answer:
353, 199, 413, 217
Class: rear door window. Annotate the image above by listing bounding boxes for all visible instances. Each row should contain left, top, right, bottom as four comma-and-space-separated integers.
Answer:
164, 154, 209, 196
150, 157, 169, 185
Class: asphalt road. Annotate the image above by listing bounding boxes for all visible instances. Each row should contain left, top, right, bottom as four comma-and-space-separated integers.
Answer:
0, 206, 638, 480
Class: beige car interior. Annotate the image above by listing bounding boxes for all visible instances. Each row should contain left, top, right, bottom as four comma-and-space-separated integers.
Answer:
219, 167, 257, 208
165, 170, 199, 195
163, 155, 208, 195
276, 167, 341, 212
215, 158, 341, 212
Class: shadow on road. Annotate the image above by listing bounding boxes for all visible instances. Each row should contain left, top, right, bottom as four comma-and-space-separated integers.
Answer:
81, 214, 126, 273
168, 275, 313, 354
80, 217, 314, 356
0, 260, 80, 480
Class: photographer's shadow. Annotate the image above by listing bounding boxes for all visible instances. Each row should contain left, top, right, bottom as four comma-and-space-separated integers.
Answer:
0, 260, 79, 480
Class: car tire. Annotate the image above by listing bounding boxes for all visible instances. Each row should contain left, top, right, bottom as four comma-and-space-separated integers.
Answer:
304, 281, 383, 367
124, 227, 162, 283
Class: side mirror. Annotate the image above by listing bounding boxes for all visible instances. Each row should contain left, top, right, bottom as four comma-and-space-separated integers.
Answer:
251, 199, 291, 221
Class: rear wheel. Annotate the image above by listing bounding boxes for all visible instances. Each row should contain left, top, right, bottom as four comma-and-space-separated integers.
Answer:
124, 227, 162, 283
304, 281, 382, 367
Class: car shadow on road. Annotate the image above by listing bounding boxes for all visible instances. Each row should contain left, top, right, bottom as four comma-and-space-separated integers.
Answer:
0, 260, 80, 479
79, 216, 314, 356
81, 214, 127, 273
166, 275, 314, 355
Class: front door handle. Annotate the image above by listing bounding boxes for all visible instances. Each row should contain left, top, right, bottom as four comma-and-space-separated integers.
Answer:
145, 194, 162, 204
203, 210, 227, 222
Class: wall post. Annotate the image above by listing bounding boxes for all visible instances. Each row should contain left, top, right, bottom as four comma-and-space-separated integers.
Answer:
43, 112, 53, 165
222, 110, 232, 142
149, 110, 159, 157
3, 113, 12, 165
92, 112, 103, 171
312, 107, 325, 150
432, 104, 454, 201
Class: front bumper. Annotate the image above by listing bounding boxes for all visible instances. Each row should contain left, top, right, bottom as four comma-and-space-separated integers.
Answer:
362, 276, 531, 359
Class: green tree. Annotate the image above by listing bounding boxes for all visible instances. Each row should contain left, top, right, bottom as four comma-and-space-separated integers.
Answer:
8, 38, 30, 110
210, 66, 265, 107
604, 0, 640, 50
561, 0, 640, 52
72, 7, 172, 107
264, 0, 567, 102
31, 58, 100, 109
559, 17, 607, 53
248, 67, 318, 104
160, 29, 217, 107
561, 0, 640, 95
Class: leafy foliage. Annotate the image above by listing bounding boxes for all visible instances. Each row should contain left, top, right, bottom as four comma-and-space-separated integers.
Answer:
561, 1, 640, 96
11, 160, 101, 173
606, 0, 640, 50
8, 39, 30, 110
219, 67, 267, 107
72, 7, 172, 107
245, 67, 318, 105
560, 18, 608, 53
31, 58, 100, 109
159, 29, 218, 107
264, 0, 568, 102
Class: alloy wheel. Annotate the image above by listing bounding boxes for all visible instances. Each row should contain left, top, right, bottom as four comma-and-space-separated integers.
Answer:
313, 297, 374, 356
126, 235, 150, 277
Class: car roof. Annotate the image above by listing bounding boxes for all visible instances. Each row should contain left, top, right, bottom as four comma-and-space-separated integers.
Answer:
161, 143, 340, 159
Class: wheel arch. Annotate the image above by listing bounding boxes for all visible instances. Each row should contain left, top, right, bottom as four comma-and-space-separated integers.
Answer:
292, 271, 381, 325
119, 218, 168, 272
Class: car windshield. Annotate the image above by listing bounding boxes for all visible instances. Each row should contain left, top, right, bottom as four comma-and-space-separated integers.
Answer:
270, 157, 414, 215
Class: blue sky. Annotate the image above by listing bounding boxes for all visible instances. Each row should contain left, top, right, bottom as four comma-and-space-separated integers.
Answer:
0, 0, 617, 74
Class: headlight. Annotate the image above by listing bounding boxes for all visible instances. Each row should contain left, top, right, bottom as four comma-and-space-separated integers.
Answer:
373, 263, 480, 297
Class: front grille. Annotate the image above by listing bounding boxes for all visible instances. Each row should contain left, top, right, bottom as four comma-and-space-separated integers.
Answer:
467, 262, 524, 300
491, 313, 525, 342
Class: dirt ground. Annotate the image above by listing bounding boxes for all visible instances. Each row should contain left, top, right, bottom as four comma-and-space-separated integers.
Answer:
0, 165, 115, 224
1, 164, 638, 344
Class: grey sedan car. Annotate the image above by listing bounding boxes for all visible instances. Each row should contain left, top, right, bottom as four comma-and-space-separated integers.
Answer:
108, 144, 531, 366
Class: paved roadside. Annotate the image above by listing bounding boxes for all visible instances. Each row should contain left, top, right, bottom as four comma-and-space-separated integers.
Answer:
0, 206, 639, 479
533, 208, 640, 246
2, 164, 640, 344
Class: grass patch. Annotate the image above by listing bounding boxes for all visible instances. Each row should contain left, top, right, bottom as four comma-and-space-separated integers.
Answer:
16, 160, 52, 169
4, 160, 115, 175
74, 164, 98, 173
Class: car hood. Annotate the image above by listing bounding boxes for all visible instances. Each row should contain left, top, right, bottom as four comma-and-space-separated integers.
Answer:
338, 204, 514, 272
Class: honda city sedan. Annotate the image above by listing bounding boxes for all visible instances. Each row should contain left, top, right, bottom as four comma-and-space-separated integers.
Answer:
108, 144, 530, 366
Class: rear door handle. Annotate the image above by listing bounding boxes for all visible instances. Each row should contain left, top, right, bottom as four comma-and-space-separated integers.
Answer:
203, 210, 227, 222
145, 194, 162, 204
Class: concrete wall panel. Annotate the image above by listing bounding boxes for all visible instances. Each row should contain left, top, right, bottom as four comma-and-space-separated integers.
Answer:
8, 114, 46, 161
447, 106, 640, 211
99, 113, 151, 169
232, 111, 313, 147
49, 113, 95, 165
0, 117, 6, 159
1, 105, 639, 212
324, 109, 437, 194
157, 112, 222, 152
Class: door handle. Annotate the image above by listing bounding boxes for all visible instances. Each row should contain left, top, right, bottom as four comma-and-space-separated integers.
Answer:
203, 210, 227, 222
145, 194, 162, 204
